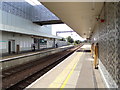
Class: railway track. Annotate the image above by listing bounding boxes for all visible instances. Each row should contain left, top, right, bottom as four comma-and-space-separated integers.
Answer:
2, 45, 82, 90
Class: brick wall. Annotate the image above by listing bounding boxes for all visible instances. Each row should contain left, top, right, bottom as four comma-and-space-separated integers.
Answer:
91, 2, 120, 88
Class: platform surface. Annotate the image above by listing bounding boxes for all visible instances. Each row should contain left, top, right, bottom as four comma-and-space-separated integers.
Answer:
1, 45, 73, 60
26, 44, 105, 88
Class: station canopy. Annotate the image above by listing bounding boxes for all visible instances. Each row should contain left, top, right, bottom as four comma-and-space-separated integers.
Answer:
40, 2, 104, 38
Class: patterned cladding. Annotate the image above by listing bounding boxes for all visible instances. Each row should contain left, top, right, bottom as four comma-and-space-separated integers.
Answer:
0, 0, 59, 22
91, 2, 120, 87
2, 2, 32, 20
116, 2, 120, 87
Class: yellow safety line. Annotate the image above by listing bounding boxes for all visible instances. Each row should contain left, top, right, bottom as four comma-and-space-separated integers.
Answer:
60, 52, 83, 89
49, 52, 83, 88
60, 62, 78, 88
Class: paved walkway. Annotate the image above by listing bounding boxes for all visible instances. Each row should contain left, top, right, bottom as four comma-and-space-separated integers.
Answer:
1, 45, 73, 60
26, 44, 105, 88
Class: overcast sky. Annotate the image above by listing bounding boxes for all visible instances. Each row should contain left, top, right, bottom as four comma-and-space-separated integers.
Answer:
52, 24, 85, 41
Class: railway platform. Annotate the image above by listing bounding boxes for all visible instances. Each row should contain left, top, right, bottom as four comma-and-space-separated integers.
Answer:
1, 45, 74, 71
26, 44, 105, 88
1, 45, 73, 60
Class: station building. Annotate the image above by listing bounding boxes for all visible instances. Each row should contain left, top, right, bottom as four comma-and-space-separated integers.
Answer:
0, 1, 120, 89
0, 1, 67, 55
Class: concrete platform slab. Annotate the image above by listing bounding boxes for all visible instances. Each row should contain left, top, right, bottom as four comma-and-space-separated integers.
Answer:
26, 44, 105, 89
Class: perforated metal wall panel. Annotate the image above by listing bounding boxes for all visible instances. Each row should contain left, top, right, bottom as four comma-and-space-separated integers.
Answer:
91, 2, 120, 88
2, 1, 33, 20
1, 1, 59, 22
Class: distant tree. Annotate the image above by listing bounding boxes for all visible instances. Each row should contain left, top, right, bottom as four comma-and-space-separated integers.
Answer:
59, 38, 66, 41
74, 40, 80, 44
67, 36, 74, 43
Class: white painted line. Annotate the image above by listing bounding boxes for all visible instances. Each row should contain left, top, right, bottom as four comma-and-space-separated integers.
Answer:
99, 63, 109, 88
26, 51, 76, 89
99, 60, 118, 88
0, 45, 73, 62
